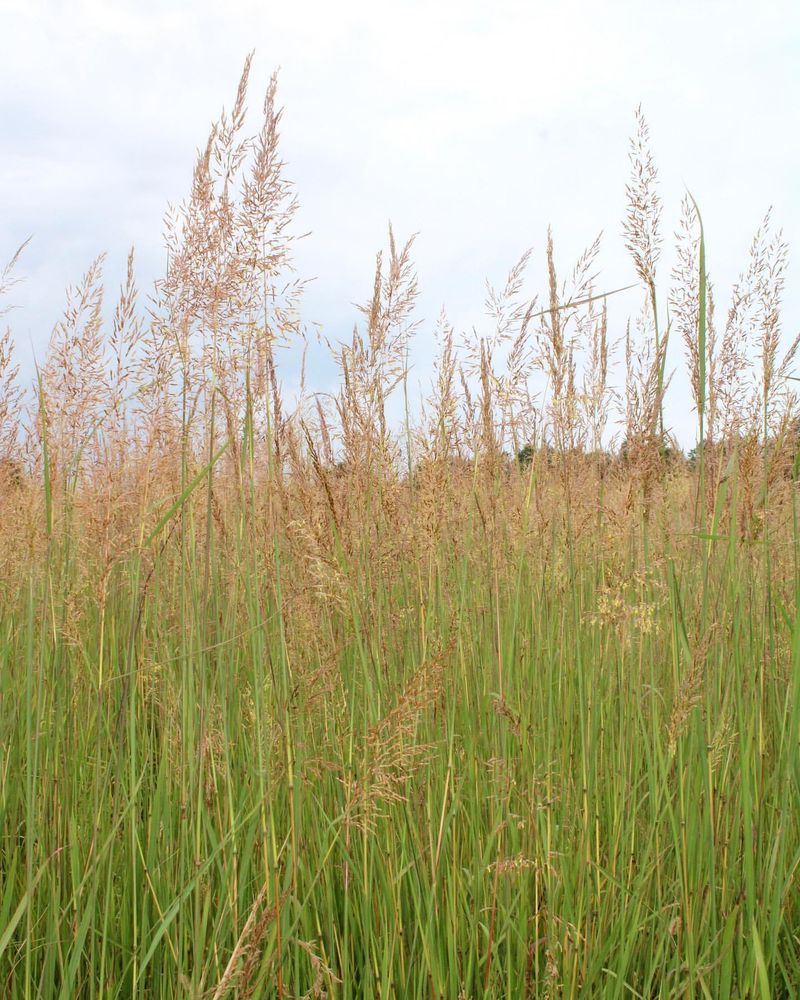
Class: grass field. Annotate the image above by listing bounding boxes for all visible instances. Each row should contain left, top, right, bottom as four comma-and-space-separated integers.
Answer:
1, 61, 799, 997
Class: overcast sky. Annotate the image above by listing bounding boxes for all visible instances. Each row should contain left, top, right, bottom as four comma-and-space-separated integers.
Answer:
2, 0, 799, 445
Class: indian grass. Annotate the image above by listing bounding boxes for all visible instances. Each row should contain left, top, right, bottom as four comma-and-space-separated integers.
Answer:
0, 60, 799, 998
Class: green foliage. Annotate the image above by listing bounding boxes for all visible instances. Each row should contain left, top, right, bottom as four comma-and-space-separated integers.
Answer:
1, 456, 800, 998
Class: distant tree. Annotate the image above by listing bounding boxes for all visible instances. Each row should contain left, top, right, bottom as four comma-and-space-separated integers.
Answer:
516, 443, 535, 468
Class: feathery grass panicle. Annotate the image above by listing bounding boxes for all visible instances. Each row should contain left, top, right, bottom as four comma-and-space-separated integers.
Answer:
624, 105, 662, 310
1, 61, 800, 999
0, 327, 23, 463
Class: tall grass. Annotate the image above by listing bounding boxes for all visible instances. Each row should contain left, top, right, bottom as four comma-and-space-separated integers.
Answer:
1, 60, 799, 998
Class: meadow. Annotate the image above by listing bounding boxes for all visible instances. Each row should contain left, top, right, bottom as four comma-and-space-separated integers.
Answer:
1, 59, 799, 997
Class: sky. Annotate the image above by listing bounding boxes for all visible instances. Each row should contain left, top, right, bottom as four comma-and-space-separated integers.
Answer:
2, 0, 799, 446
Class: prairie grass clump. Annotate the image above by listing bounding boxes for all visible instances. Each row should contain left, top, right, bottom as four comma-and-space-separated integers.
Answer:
1, 60, 800, 998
